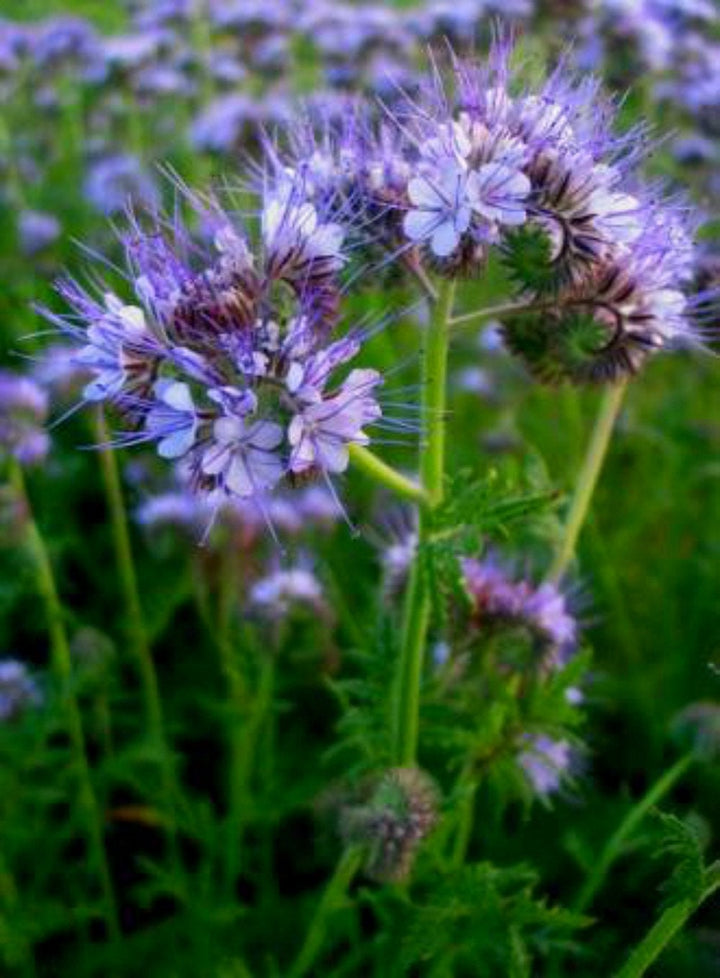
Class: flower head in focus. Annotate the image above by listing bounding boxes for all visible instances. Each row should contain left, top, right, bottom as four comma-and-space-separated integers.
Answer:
40, 175, 384, 523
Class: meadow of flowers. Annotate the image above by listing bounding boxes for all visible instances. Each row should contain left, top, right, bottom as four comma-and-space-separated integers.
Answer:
1, 1, 720, 976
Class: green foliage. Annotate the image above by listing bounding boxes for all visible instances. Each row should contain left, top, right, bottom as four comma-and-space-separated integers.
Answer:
651, 811, 710, 908
400, 862, 588, 975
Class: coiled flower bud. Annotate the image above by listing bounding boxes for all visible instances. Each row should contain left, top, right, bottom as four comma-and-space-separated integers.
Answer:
340, 767, 439, 882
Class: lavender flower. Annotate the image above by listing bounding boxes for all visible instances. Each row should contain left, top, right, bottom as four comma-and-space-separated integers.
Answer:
518, 734, 574, 798
17, 209, 60, 256
84, 154, 159, 216
0, 372, 50, 466
41, 176, 384, 517
462, 555, 578, 668
0, 660, 41, 722
249, 565, 326, 619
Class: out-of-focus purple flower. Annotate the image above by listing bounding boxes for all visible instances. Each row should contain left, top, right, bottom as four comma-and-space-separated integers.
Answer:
84, 154, 159, 216
18, 210, 61, 256
31, 17, 99, 70
462, 555, 578, 667
190, 93, 259, 153
32, 343, 89, 397
249, 565, 326, 619
136, 490, 210, 533
518, 734, 574, 798
100, 32, 165, 74
0, 660, 41, 722
0, 371, 50, 466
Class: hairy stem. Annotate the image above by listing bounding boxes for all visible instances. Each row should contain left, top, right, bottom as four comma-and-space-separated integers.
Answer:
448, 300, 550, 328
288, 846, 364, 978
393, 279, 456, 766
615, 865, 720, 978
547, 380, 628, 582
348, 444, 429, 507
10, 459, 121, 945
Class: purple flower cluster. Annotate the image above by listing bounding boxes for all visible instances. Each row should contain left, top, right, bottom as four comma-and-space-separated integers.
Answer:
0, 371, 50, 466
42, 178, 382, 510
280, 37, 707, 384
461, 555, 577, 668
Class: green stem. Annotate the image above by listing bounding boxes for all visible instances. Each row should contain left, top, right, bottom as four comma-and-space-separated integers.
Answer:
448, 300, 550, 328
547, 380, 628, 582
393, 280, 455, 767
9, 459, 121, 945
225, 645, 275, 897
451, 779, 478, 869
93, 412, 180, 846
615, 867, 720, 978
573, 753, 694, 916
348, 444, 429, 507
288, 846, 364, 978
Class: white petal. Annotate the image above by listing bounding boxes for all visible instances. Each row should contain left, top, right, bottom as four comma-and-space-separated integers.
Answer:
407, 176, 441, 208
248, 420, 283, 451
403, 209, 441, 243
431, 221, 460, 257
213, 415, 244, 443
158, 426, 195, 460
226, 455, 254, 496
202, 442, 231, 476
162, 381, 194, 412
316, 436, 349, 473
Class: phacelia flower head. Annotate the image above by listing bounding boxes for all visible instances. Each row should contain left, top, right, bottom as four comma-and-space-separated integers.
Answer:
462, 555, 578, 670
0, 371, 50, 466
40, 175, 384, 520
502, 203, 707, 383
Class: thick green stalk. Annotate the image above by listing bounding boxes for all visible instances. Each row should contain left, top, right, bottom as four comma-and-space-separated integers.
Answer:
547, 379, 628, 582
615, 866, 720, 978
574, 753, 694, 916
9, 459, 120, 945
288, 846, 364, 978
93, 412, 180, 843
348, 444, 429, 507
393, 280, 456, 766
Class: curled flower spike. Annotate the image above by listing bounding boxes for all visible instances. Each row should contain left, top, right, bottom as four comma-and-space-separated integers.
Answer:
340, 767, 439, 882
39, 176, 385, 519
279, 37, 710, 382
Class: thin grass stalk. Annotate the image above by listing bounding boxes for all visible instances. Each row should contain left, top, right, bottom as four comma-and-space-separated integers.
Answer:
93, 410, 181, 857
9, 458, 121, 945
